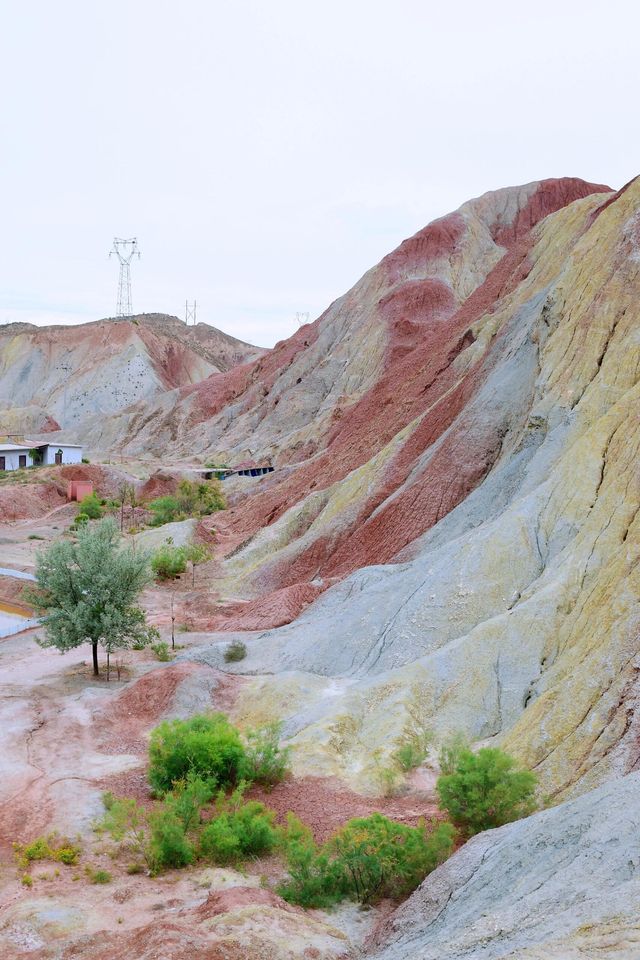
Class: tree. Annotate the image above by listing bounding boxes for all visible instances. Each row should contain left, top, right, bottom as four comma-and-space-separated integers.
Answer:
436, 747, 537, 837
184, 543, 211, 587
27, 517, 153, 676
117, 481, 137, 532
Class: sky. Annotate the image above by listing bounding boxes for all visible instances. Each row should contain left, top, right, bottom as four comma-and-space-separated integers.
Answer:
0, 0, 637, 348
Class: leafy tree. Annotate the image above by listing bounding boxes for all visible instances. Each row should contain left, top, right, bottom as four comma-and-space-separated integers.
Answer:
436, 747, 537, 837
148, 713, 245, 795
183, 542, 211, 586
27, 518, 153, 676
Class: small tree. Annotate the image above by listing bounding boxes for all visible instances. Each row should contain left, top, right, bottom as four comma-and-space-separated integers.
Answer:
436, 747, 537, 837
27, 518, 153, 677
184, 543, 211, 587
117, 481, 137, 532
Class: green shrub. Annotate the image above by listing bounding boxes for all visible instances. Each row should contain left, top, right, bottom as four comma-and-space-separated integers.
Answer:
96, 796, 152, 869
148, 496, 184, 527
148, 713, 245, 795
151, 640, 171, 662
148, 808, 194, 871
199, 787, 278, 864
78, 493, 103, 520
438, 732, 469, 776
394, 741, 429, 772
21, 874, 33, 887
391, 686, 433, 772
372, 749, 403, 797
90, 869, 112, 884
28, 534, 45, 540
329, 814, 454, 904
81, 457, 90, 464
279, 813, 454, 908
147, 480, 225, 527
239, 722, 291, 787
277, 815, 341, 908
436, 747, 537, 837
72, 512, 89, 530
14, 834, 81, 869
165, 774, 213, 832
151, 544, 187, 580
132, 625, 159, 651
224, 639, 247, 662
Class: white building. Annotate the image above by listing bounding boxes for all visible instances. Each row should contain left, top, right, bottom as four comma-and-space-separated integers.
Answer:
38, 443, 83, 467
0, 442, 34, 472
0, 441, 83, 472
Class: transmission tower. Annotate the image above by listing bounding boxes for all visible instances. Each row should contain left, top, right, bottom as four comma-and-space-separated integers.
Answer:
295, 311, 310, 327
109, 237, 141, 318
185, 300, 197, 325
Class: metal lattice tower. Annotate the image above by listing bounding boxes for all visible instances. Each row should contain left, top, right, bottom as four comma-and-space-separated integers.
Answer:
185, 300, 197, 325
109, 237, 141, 318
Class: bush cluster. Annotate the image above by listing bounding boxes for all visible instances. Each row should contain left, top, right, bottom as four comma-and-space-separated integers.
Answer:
13, 834, 81, 870
148, 479, 225, 527
95, 708, 537, 909
147, 713, 292, 798
151, 544, 187, 581
99, 779, 277, 874
278, 813, 454, 907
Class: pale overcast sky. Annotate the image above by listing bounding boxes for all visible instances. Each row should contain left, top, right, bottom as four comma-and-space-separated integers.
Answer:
0, 0, 637, 347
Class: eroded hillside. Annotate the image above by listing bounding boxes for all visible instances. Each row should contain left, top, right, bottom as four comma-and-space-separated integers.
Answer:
0, 313, 263, 433
2, 176, 640, 959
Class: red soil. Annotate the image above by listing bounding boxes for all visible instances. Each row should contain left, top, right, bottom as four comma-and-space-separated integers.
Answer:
246, 777, 440, 844
195, 886, 302, 920
205, 580, 334, 631
0, 481, 66, 521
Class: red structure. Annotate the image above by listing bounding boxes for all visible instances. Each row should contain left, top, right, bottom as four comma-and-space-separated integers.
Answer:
67, 480, 93, 502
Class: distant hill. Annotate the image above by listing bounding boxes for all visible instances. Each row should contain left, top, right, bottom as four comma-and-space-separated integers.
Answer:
0, 313, 264, 431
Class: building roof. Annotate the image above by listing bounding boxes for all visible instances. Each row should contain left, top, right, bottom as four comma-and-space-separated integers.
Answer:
0, 443, 32, 452
40, 442, 83, 448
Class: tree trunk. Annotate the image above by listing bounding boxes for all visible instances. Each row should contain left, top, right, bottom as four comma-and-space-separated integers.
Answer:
92, 641, 99, 676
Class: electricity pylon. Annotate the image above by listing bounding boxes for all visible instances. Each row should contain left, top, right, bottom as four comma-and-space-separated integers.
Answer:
185, 300, 197, 325
109, 237, 140, 318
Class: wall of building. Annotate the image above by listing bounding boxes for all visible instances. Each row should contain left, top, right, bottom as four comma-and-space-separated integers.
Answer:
41, 445, 83, 466
0, 449, 34, 471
